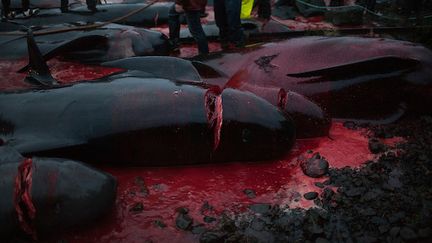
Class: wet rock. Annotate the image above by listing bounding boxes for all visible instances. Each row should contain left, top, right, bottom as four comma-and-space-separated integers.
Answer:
176, 209, 193, 231
192, 224, 207, 234
344, 187, 363, 197
129, 202, 144, 212
314, 182, 325, 188
200, 231, 226, 243
379, 225, 390, 234
304, 192, 319, 200
243, 189, 257, 199
400, 227, 417, 240
134, 176, 149, 196
204, 216, 217, 223
368, 138, 386, 154
389, 227, 400, 237
321, 188, 335, 201
315, 238, 330, 243
307, 223, 324, 234
356, 235, 378, 243
250, 204, 271, 214
301, 153, 329, 178
154, 220, 167, 228
418, 227, 432, 238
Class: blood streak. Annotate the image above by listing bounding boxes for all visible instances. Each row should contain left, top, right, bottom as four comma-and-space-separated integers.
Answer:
205, 87, 223, 151
277, 88, 288, 110
14, 158, 37, 239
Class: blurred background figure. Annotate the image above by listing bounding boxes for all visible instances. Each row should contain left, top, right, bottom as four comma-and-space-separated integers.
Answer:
214, 0, 245, 48
168, 1, 209, 54
401, 0, 424, 25
60, 0, 97, 12
1, 0, 38, 19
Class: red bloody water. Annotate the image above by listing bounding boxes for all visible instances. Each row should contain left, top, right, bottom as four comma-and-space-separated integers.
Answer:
0, 57, 401, 242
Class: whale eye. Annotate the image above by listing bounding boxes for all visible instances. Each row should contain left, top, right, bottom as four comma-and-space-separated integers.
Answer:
242, 129, 252, 143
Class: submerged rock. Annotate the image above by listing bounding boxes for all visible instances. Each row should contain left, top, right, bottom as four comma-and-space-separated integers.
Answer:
301, 153, 329, 178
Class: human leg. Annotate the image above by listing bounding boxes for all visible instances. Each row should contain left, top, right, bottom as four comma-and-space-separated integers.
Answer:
168, 3, 181, 50
214, 0, 229, 44
225, 0, 244, 47
185, 10, 209, 54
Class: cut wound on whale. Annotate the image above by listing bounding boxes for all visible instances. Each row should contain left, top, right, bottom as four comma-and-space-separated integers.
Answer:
205, 87, 223, 151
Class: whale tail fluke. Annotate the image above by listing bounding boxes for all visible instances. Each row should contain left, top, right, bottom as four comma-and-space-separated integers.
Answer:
25, 29, 58, 87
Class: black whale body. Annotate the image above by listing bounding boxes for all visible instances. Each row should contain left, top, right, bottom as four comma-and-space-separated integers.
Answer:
10, 3, 173, 28
0, 24, 170, 63
0, 75, 296, 165
0, 147, 117, 239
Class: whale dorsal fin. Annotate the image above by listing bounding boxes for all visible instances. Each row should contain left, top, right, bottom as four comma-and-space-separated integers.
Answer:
25, 29, 58, 87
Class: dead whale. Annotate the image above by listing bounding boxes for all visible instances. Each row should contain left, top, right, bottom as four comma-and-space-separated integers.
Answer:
0, 32, 296, 165
0, 23, 169, 63
10, 2, 173, 28
199, 36, 432, 121
102, 56, 331, 138
0, 146, 117, 239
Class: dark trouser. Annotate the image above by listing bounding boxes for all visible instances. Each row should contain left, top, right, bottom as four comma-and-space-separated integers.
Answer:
214, 0, 244, 45
168, 4, 209, 54
365, 0, 376, 11
61, 0, 96, 10
402, 0, 423, 24
2, 0, 29, 15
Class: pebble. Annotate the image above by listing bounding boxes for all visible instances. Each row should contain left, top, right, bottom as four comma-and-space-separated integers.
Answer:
304, 192, 319, 200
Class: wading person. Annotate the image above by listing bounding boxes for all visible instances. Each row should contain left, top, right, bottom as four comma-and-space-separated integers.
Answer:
214, 0, 245, 49
1, 0, 38, 20
168, 0, 209, 55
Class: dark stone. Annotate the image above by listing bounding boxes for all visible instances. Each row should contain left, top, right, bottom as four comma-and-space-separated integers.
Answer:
400, 227, 417, 240
315, 238, 330, 243
243, 189, 257, 199
129, 202, 144, 212
344, 187, 363, 197
249, 204, 271, 214
301, 153, 329, 178
389, 227, 400, 237
176, 212, 193, 231
314, 182, 325, 188
418, 228, 432, 238
177, 207, 189, 214
368, 138, 386, 154
204, 216, 217, 223
307, 223, 324, 234
321, 188, 335, 201
154, 220, 166, 228
304, 192, 319, 200
379, 225, 390, 234
200, 231, 226, 243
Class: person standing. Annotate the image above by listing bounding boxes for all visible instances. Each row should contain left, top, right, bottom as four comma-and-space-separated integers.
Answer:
168, 0, 209, 55
214, 0, 245, 48
1, 0, 38, 19
60, 0, 97, 13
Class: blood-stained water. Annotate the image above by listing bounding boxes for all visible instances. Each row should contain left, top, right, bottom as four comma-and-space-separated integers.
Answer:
0, 57, 401, 242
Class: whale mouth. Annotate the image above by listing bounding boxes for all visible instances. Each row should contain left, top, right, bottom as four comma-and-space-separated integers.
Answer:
205, 87, 223, 151
14, 158, 37, 240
